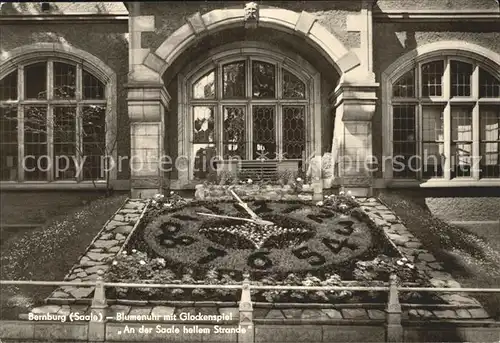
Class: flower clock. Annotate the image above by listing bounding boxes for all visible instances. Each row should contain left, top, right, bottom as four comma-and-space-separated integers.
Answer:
143, 191, 377, 274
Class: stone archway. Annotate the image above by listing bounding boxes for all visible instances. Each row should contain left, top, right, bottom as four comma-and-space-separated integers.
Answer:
127, 4, 378, 197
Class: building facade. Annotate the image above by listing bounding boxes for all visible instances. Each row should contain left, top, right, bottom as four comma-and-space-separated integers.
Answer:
1, 1, 499, 203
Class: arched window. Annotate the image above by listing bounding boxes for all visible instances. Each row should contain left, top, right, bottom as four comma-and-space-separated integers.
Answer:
0, 60, 107, 182
187, 56, 310, 179
390, 57, 500, 181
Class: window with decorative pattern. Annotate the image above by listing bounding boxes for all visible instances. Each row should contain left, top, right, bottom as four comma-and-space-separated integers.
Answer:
391, 57, 500, 181
189, 57, 308, 179
0, 60, 106, 182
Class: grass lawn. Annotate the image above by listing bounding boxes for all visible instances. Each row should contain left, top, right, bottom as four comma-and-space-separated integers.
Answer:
379, 191, 500, 320
0, 193, 127, 320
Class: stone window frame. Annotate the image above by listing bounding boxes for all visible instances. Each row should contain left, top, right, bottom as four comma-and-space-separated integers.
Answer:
381, 42, 500, 188
0, 43, 117, 190
176, 42, 322, 186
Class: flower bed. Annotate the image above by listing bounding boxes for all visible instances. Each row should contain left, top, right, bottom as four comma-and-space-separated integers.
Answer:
194, 178, 315, 201
103, 192, 439, 304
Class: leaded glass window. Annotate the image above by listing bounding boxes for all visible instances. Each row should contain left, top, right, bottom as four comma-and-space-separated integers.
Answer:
188, 57, 309, 180
391, 57, 500, 182
0, 60, 107, 182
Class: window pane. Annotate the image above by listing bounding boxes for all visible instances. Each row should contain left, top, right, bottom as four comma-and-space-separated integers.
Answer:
283, 69, 305, 99
252, 61, 275, 98
282, 106, 305, 159
392, 105, 416, 178
223, 107, 245, 159
24, 106, 48, 180
422, 106, 444, 142
0, 70, 18, 100
451, 106, 473, 177
25, 62, 47, 99
193, 106, 215, 143
82, 106, 106, 180
451, 61, 473, 97
223, 62, 245, 98
479, 68, 500, 98
0, 106, 18, 181
54, 62, 76, 99
53, 107, 77, 180
193, 70, 215, 99
480, 106, 500, 178
83, 70, 104, 99
422, 143, 444, 178
253, 106, 276, 160
193, 143, 216, 179
422, 61, 444, 97
393, 69, 415, 97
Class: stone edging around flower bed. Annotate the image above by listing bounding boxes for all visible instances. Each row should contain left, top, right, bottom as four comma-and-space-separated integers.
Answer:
38, 196, 492, 322
45, 198, 149, 301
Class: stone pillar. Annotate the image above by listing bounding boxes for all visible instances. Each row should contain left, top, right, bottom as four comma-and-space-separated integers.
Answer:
331, 82, 378, 197
127, 83, 170, 198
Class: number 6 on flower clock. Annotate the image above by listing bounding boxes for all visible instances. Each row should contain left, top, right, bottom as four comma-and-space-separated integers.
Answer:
292, 246, 326, 266
197, 247, 227, 264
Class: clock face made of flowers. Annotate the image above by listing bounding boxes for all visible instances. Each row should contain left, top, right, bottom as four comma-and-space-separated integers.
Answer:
143, 198, 374, 273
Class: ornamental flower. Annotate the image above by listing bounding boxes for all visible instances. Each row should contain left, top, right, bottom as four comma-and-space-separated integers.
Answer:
112, 260, 118, 265
347, 190, 352, 195
170, 191, 175, 195
164, 203, 172, 208
122, 251, 127, 255
339, 191, 345, 196
396, 260, 404, 266
407, 263, 415, 269
139, 260, 146, 265
247, 178, 253, 184
132, 249, 137, 253
296, 177, 303, 182
316, 201, 324, 207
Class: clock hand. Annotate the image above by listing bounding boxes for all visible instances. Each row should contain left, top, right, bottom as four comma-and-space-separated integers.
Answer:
196, 212, 274, 226
229, 189, 261, 220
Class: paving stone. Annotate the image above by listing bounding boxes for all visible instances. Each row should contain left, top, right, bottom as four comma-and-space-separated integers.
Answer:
416, 309, 434, 318
108, 246, 120, 253
404, 241, 423, 249
76, 272, 87, 278
86, 252, 113, 262
322, 309, 343, 319
107, 305, 131, 318
265, 309, 285, 319
31, 305, 61, 314
282, 309, 303, 319
106, 220, 125, 229
67, 287, 94, 299
218, 307, 238, 319
84, 265, 109, 274
127, 307, 153, 317
441, 294, 480, 305
341, 309, 368, 319
89, 248, 103, 253
417, 253, 436, 262
373, 218, 389, 227
427, 262, 444, 270
114, 214, 125, 221
115, 233, 126, 241
387, 233, 410, 245
433, 310, 457, 319
151, 306, 175, 317
113, 226, 134, 234
367, 309, 385, 320
119, 209, 142, 214
390, 223, 407, 233
51, 291, 70, 298
468, 308, 490, 319
456, 309, 472, 318
301, 309, 329, 319
100, 233, 113, 240
93, 240, 119, 249
79, 256, 105, 267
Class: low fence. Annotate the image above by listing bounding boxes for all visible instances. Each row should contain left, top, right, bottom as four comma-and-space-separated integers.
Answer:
1, 273, 500, 343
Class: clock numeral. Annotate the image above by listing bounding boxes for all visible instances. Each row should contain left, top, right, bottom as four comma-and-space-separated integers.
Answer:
307, 209, 335, 224
322, 237, 356, 254
336, 220, 354, 236
292, 246, 326, 266
161, 235, 196, 248
197, 247, 227, 264
247, 251, 273, 269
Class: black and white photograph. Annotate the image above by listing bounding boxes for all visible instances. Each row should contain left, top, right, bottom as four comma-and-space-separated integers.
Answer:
0, 1, 499, 342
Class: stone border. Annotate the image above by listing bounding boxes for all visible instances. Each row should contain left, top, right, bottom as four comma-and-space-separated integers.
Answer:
45, 199, 149, 303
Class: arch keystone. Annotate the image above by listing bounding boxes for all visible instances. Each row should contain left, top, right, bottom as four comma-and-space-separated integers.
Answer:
186, 12, 207, 36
